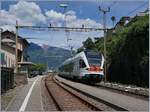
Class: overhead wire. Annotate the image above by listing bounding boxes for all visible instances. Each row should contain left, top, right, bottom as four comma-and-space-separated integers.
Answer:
108, 1, 117, 9
127, 1, 148, 16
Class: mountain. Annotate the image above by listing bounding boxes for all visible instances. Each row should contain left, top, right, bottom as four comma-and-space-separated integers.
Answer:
27, 42, 71, 70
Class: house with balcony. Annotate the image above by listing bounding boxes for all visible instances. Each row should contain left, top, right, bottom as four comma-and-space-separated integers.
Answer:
106, 9, 149, 38
1, 30, 34, 92
1, 30, 34, 75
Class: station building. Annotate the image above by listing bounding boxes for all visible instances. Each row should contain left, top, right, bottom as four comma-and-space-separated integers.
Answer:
1, 30, 34, 75
1, 30, 28, 67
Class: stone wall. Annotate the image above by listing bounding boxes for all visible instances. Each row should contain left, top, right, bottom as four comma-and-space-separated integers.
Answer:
14, 73, 28, 86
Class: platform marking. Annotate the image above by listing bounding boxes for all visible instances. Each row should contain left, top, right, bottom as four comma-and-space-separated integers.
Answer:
19, 77, 39, 112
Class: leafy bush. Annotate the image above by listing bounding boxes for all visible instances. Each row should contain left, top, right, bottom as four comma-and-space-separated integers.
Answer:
78, 15, 149, 87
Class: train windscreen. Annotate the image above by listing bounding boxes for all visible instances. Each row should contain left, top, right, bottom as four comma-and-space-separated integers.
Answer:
85, 51, 102, 65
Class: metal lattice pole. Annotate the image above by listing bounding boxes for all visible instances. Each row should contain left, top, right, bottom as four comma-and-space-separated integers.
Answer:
99, 6, 110, 82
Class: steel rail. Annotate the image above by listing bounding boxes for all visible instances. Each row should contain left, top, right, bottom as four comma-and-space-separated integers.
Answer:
45, 75, 101, 111
55, 75, 128, 111
53, 76, 102, 111
45, 78, 62, 111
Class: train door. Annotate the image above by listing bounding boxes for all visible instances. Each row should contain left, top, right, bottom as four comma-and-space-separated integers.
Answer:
79, 59, 86, 76
73, 60, 79, 76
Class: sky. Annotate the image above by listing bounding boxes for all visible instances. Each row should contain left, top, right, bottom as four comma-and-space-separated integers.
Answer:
0, 0, 149, 50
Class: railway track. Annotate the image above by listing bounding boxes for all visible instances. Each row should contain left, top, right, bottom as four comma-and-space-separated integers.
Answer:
54, 75, 149, 111
55, 78, 127, 111
45, 75, 102, 111
57, 75, 148, 100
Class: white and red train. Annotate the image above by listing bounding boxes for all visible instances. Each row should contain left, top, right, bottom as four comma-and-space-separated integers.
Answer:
58, 50, 104, 83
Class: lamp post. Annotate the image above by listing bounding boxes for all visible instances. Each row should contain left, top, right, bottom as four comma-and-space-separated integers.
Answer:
59, 3, 68, 27
59, 3, 73, 57
15, 21, 18, 74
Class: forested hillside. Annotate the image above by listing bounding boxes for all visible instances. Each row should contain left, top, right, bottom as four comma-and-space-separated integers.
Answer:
27, 43, 71, 70
77, 15, 149, 87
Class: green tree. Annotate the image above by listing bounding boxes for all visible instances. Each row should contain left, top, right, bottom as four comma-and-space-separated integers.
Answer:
77, 37, 96, 53
77, 15, 149, 87
111, 16, 116, 27
77, 46, 84, 53
108, 15, 149, 87
29, 63, 47, 74
36, 64, 47, 73
82, 37, 95, 49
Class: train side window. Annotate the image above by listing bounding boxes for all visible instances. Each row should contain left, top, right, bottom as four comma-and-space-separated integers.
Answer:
79, 59, 86, 68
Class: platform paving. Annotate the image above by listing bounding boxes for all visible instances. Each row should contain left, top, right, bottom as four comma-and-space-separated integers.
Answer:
25, 77, 43, 111
6, 76, 43, 111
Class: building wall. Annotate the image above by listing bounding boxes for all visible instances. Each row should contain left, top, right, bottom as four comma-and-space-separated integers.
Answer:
1, 47, 15, 68
18, 40, 23, 51
1, 31, 29, 68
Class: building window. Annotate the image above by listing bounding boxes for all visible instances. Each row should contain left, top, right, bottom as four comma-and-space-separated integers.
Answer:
6, 36, 11, 39
9, 58, 11, 67
12, 61, 14, 67
1, 53, 5, 66
7, 57, 8, 67
5, 55, 7, 67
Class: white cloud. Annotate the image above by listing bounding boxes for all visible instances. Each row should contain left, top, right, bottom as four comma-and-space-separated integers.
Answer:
0, 10, 19, 31
0, 1, 46, 31
0, 10, 18, 26
0, 1, 103, 49
1, 1, 102, 31
67, 18, 102, 28
1, 25, 16, 32
66, 10, 76, 16
9, 1, 46, 25
45, 10, 76, 22
45, 9, 102, 28
45, 10, 65, 21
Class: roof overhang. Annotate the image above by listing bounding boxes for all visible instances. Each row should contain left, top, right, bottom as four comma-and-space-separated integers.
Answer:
1, 38, 15, 43
18, 62, 35, 65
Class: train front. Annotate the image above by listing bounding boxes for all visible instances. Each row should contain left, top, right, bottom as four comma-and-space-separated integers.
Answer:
82, 50, 104, 83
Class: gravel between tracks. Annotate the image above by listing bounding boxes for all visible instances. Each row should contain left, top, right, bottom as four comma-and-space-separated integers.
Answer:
41, 77, 58, 111
98, 81, 149, 98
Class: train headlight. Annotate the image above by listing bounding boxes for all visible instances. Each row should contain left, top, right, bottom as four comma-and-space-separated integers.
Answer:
88, 65, 103, 72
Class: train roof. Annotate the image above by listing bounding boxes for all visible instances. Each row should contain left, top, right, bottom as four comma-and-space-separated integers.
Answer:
60, 50, 103, 66
60, 51, 85, 66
